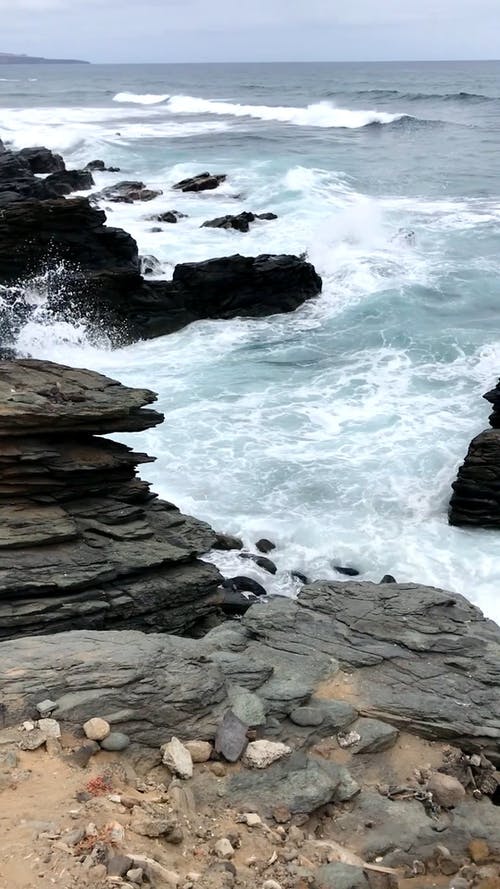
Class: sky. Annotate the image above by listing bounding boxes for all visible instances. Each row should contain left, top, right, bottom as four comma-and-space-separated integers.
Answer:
1, 0, 499, 63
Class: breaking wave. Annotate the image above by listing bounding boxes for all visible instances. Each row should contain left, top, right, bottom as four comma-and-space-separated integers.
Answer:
113, 91, 170, 105
166, 95, 405, 128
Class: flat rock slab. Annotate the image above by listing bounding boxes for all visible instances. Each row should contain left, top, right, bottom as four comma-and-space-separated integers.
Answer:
242, 581, 500, 760
0, 359, 163, 435
1, 630, 228, 746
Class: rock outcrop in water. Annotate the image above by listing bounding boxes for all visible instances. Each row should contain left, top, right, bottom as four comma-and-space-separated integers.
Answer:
202, 211, 278, 232
0, 358, 222, 640
450, 379, 500, 526
0, 147, 94, 206
0, 144, 322, 345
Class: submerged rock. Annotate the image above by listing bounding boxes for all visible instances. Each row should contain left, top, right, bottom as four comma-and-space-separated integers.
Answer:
202, 211, 277, 232
149, 210, 187, 223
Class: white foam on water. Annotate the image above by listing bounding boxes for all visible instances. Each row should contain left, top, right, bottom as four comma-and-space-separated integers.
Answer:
8, 159, 500, 624
113, 91, 170, 105
167, 95, 405, 128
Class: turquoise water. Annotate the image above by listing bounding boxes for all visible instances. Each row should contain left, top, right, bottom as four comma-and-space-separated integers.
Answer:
2, 61, 500, 615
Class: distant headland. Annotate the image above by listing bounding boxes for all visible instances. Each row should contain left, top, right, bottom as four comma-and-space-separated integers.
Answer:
0, 52, 89, 65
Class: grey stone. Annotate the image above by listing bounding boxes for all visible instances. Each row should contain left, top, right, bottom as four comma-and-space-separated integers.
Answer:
227, 752, 342, 816
0, 749, 18, 769
290, 707, 324, 727
215, 709, 249, 762
100, 732, 130, 751
36, 700, 57, 717
242, 582, 500, 761
18, 728, 46, 750
312, 863, 369, 889
107, 855, 134, 877
353, 719, 399, 754
228, 688, 267, 726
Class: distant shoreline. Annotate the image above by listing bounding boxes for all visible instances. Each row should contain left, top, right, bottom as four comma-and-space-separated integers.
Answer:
0, 53, 89, 65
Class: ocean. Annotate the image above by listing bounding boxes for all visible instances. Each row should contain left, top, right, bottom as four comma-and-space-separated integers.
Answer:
2, 60, 500, 618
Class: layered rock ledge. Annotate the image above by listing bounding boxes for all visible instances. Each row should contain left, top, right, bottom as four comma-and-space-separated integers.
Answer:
450, 379, 500, 526
0, 358, 222, 639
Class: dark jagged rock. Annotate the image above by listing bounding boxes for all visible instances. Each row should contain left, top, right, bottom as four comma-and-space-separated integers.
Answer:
18, 146, 65, 173
334, 565, 360, 577
380, 574, 397, 583
44, 168, 94, 195
173, 172, 226, 192
93, 180, 162, 203
0, 359, 221, 640
256, 538, 276, 553
149, 210, 187, 223
202, 211, 277, 233
450, 380, 500, 527
85, 159, 121, 172
239, 552, 277, 574
221, 577, 268, 597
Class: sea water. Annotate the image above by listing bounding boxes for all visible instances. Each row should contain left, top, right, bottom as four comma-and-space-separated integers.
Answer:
2, 61, 500, 616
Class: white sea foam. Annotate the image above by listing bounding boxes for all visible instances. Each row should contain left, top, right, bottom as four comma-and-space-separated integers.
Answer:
167, 95, 404, 128
7, 148, 500, 623
113, 91, 170, 105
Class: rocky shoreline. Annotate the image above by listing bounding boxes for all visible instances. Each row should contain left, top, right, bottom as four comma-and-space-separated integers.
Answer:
0, 139, 500, 888
0, 140, 321, 347
1, 357, 500, 889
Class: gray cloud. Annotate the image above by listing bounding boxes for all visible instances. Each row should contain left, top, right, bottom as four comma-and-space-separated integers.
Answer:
0, 0, 499, 61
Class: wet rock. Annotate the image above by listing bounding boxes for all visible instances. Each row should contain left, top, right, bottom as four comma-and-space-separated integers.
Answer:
149, 210, 187, 223
140, 254, 162, 275
85, 159, 121, 172
83, 718, 111, 742
173, 172, 226, 192
45, 168, 94, 195
256, 539, 276, 554
215, 710, 249, 763
100, 732, 130, 751
291, 571, 309, 584
428, 773, 466, 808
18, 146, 65, 173
184, 740, 213, 763
380, 575, 397, 584
353, 719, 399, 754
202, 211, 277, 233
221, 576, 267, 596
213, 532, 244, 551
214, 588, 262, 615
161, 737, 193, 779
94, 180, 162, 203
239, 553, 277, 574
242, 740, 291, 769
334, 566, 360, 577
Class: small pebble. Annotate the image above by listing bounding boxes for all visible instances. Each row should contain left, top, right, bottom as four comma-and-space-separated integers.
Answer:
214, 838, 234, 859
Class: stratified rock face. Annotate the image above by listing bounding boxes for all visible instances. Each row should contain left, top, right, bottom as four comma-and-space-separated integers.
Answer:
450, 380, 500, 526
0, 359, 221, 640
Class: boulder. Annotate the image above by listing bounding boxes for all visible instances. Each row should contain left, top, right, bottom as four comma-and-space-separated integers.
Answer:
149, 210, 187, 223
201, 211, 277, 233
450, 429, 500, 526
173, 172, 226, 192
42, 168, 94, 195
17, 146, 65, 173
85, 159, 121, 172
93, 180, 162, 203
242, 739, 291, 768
0, 359, 221, 640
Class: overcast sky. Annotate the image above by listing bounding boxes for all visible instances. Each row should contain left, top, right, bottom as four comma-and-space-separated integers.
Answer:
2, 0, 499, 63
